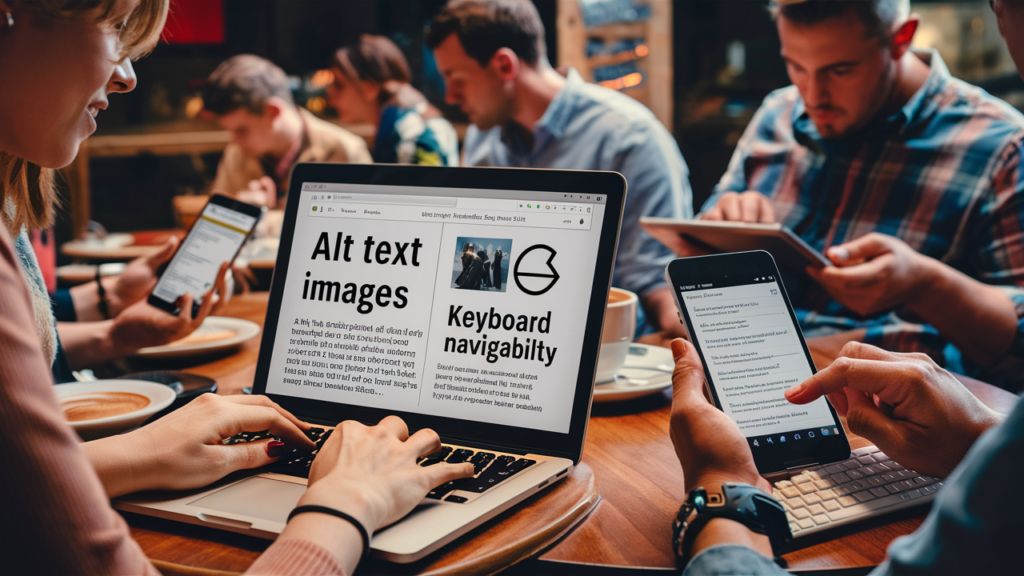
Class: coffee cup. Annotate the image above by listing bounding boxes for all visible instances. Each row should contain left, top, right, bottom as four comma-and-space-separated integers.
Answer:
595, 287, 638, 383
55, 380, 176, 441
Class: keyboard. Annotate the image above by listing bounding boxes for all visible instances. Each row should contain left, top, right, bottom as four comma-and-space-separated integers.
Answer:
773, 446, 944, 538
224, 428, 537, 503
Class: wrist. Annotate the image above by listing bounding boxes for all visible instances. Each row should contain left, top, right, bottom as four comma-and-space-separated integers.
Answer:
299, 483, 380, 535
691, 517, 774, 559
82, 434, 139, 498
906, 256, 949, 317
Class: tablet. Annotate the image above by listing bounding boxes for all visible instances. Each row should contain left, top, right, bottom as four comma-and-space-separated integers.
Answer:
640, 217, 831, 270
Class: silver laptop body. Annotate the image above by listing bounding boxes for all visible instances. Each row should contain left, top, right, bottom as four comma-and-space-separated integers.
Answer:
115, 164, 626, 563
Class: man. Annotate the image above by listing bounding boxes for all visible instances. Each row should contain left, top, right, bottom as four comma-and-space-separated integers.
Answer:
669, 2, 1024, 573
203, 54, 372, 208
692, 0, 1024, 388
427, 0, 692, 335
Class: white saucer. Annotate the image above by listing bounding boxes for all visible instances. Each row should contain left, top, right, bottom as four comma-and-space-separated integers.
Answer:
133, 316, 261, 360
593, 343, 674, 403
56, 379, 176, 440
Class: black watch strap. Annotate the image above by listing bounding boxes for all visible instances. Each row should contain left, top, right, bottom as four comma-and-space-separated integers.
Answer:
673, 483, 793, 568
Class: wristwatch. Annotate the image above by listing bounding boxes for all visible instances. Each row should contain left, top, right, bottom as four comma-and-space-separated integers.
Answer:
672, 483, 793, 568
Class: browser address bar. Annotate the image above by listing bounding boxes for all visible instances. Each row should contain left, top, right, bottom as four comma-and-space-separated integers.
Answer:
321, 193, 456, 207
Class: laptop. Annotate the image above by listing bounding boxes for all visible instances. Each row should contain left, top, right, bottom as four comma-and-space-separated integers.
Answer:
115, 164, 626, 563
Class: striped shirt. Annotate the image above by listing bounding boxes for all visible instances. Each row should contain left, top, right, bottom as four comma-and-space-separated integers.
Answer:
704, 50, 1024, 387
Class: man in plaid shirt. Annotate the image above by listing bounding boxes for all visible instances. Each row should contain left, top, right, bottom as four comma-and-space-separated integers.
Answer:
694, 0, 1024, 388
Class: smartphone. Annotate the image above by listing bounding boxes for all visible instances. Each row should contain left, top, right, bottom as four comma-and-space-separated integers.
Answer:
667, 250, 850, 474
148, 195, 263, 315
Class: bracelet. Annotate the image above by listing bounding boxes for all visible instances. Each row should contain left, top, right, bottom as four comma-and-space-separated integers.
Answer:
287, 505, 370, 559
95, 267, 110, 320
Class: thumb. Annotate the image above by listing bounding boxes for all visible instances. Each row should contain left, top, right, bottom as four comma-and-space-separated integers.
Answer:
843, 387, 899, 444
827, 234, 891, 266
670, 338, 708, 402
145, 236, 179, 269
424, 462, 475, 488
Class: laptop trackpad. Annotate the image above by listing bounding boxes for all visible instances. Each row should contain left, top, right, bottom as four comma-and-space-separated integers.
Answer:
188, 477, 305, 523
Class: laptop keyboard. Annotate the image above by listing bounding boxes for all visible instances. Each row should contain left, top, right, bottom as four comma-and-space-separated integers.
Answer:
773, 445, 943, 538
224, 428, 537, 502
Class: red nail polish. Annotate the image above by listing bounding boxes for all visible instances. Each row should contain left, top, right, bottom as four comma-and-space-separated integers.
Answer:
267, 441, 286, 458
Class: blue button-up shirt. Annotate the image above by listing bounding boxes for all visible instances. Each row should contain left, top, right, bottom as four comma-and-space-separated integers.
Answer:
704, 51, 1024, 387
463, 69, 692, 300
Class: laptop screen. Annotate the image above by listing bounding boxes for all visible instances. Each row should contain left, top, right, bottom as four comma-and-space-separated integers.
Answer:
262, 179, 609, 435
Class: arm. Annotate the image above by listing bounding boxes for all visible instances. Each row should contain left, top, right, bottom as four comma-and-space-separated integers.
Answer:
610, 122, 692, 335
807, 233, 1018, 368
668, 338, 781, 573
58, 262, 229, 369
82, 393, 315, 498
0, 229, 158, 575
786, 341, 1003, 477
69, 238, 178, 322
251, 417, 474, 575
874, 398, 1024, 575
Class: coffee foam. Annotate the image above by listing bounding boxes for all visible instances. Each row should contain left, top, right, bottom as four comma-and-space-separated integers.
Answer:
62, 391, 150, 422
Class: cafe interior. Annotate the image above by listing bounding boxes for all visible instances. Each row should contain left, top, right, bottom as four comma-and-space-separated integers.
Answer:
8, 0, 1024, 575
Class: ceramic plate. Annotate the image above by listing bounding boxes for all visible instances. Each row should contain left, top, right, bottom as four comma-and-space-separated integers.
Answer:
593, 343, 674, 403
133, 316, 261, 360
55, 379, 176, 440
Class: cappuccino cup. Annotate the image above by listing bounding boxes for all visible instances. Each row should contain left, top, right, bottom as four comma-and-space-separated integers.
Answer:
595, 287, 638, 383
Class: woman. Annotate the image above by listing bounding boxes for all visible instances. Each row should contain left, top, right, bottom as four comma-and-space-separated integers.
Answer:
0, 2, 471, 574
328, 34, 458, 166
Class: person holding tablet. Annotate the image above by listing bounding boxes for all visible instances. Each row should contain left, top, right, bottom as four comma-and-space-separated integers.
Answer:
689, 0, 1024, 390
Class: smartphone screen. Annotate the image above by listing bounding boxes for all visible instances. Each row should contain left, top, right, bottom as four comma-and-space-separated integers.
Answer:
149, 195, 262, 313
668, 251, 850, 474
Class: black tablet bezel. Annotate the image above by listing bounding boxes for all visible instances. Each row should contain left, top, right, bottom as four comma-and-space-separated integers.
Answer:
251, 163, 626, 464
667, 251, 851, 474
148, 194, 263, 314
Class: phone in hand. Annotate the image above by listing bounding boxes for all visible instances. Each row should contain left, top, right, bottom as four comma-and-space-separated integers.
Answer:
667, 250, 850, 475
147, 194, 264, 316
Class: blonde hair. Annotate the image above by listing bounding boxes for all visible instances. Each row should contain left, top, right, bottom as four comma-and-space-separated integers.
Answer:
1, 0, 168, 234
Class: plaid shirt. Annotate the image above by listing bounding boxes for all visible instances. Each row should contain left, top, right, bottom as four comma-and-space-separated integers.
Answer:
704, 51, 1024, 387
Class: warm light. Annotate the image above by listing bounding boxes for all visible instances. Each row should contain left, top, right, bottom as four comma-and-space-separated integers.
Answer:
184, 96, 204, 119
310, 69, 334, 88
634, 44, 649, 57
306, 96, 327, 114
621, 72, 643, 88
598, 72, 643, 91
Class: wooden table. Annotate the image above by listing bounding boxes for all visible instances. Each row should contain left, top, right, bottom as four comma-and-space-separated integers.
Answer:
124, 293, 1019, 574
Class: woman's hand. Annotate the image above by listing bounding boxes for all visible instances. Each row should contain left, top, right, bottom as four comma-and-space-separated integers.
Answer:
300, 416, 475, 533
108, 262, 229, 354
669, 338, 770, 494
84, 394, 315, 498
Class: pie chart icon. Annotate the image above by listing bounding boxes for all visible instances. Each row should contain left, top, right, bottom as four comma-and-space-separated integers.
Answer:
514, 244, 560, 296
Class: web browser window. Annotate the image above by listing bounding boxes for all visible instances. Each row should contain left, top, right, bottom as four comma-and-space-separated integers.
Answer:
264, 183, 608, 434
679, 279, 836, 438
152, 203, 257, 303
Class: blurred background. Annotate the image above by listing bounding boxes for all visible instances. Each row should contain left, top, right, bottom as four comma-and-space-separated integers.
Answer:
56, 0, 1023, 269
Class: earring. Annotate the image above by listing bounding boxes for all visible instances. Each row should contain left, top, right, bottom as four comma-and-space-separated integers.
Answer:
4, 11, 12, 28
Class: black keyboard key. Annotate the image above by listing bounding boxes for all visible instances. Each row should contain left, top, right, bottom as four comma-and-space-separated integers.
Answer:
451, 457, 536, 493
447, 449, 474, 464
445, 495, 468, 503
419, 446, 453, 467
470, 452, 495, 474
